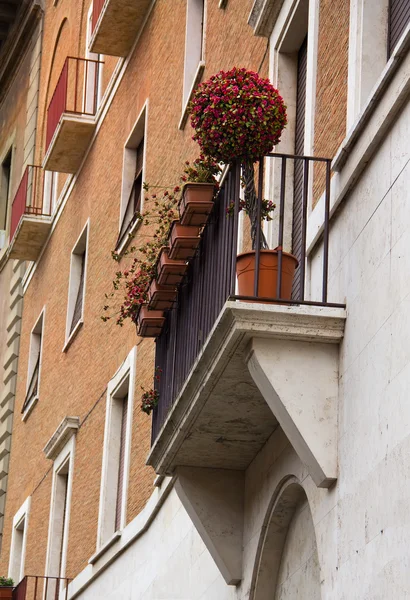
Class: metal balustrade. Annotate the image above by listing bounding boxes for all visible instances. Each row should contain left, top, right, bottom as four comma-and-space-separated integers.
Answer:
46, 56, 103, 153
152, 154, 345, 442
10, 166, 53, 242
12, 576, 71, 600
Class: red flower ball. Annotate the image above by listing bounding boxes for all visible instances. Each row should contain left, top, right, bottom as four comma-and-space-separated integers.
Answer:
190, 67, 287, 163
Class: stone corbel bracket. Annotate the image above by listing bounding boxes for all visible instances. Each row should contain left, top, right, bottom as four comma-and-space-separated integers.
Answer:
247, 326, 343, 488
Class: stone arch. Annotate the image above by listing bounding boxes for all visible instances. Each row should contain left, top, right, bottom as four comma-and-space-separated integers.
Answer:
250, 476, 321, 600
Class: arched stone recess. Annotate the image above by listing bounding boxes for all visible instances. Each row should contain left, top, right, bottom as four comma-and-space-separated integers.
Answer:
250, 476, 321, 600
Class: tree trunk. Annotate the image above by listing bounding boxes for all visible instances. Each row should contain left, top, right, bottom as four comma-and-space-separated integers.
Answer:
241, 161, 268, 250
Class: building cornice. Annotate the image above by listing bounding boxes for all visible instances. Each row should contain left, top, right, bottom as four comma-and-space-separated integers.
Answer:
0, 0, 43, 106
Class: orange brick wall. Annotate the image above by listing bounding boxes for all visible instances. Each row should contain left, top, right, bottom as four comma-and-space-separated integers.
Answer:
313, 0, 350, 203
0, 0, 268, 581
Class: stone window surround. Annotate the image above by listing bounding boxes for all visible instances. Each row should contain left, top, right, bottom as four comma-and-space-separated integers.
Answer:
44, 429, 76, 587
22, 306, 45, 421
63, 220, 89, 352
0, 131, 16, 257
96, 346, 136, 552
179, 0, 207, 130
347, 0, 390, 130
85, 3, 104, 112
307, 23, 410, 254
264, 0, 319, 250
116, 100, 148, 257
8, 496, 31, 584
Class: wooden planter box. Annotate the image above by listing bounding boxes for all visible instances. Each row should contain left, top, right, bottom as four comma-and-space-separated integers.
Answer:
168, 221, 200, 261
156, 247, 187, 286
179, 182, 215, 226
0, 588, 13, 599
136, 306, 165, 337
148, 279, 177, 311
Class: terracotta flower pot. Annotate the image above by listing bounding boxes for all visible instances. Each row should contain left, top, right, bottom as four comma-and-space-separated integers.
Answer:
136, 306, 165, 338
236, 249, 298, 301
156, 247, 187, 286
147, 279, 177, 311
0, 588, 13, 599
179, 182, 215, 226
168, 221, 200, 261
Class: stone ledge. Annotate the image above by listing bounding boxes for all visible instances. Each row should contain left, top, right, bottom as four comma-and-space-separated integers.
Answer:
147, 301, 346, 476
44, 416, 80, 460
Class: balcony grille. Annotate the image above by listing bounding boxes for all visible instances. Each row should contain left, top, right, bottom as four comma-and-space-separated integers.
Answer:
12, 576, 71, 600
46, 56, 103, 153
10, 166, 52, 242
152, 155, 345, 442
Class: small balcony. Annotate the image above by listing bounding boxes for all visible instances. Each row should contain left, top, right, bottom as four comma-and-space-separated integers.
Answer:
148, 155, 346, 485
9, 166, 53, 261
89, 0, 152, 56
12, 575, 71, 600
146, 156, 346, 584
43, 57, 103, 174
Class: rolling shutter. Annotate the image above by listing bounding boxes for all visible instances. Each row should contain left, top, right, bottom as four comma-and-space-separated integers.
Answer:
292, 36, 308, 300
389, 0, 410, 57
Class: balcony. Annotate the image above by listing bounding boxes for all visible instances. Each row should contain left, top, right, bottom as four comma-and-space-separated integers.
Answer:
12, 576, 71, 600
147, 156, 346, 584
43, 57, 103, 174
9, 166, 53, 261
89, 0, 152, 56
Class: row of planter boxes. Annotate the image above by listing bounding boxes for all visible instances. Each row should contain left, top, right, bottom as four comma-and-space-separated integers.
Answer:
136, 183, 215, 338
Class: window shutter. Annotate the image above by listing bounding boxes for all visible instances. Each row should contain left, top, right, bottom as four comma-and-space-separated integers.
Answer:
22, 354, 40, 413
115, 137, 145, 249
292, 36, 308, 300
115, 394, 128, 531
389, 0, 410, 56
70, 253, 86, 334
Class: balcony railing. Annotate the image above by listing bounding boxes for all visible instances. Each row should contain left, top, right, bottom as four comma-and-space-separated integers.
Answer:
152, 155, 345, 442
89, 0, 152, 56
13, 576, 71, 600
10, 166, 50, 241
8, 165, 55, 260
44, 57, 102, 173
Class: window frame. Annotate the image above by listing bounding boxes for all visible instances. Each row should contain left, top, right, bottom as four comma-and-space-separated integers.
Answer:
63, 220, 89, 351
8, 496, 31, 585
44, 435, 75, 594
116, 101, 148, 255
22, 307, 45, 420
85, 3, 104, 114
0, 140, 15, 251
179, 0, 206, 129
97, 346, 136, 551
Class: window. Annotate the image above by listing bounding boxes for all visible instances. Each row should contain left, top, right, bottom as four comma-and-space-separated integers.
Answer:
65, 222, 88, 348
84, 4, 103, 114
388, 0, 410, 57
43, 171, 59, 215
0, 148, 13, 247
116, 104, 147, 252
180, 0, 206, 124
8, 497, 30, 584
22, 309, 45, 418
45, 430, 76, 598
97, 347, 136, 549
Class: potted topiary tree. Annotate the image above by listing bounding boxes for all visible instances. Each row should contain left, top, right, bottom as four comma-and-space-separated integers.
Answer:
0, 577, 14, 599
190, 67, 298, 300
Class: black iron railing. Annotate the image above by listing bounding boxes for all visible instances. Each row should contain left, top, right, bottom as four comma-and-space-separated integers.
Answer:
13, 576, 71, 600
152, 154, 344, 442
